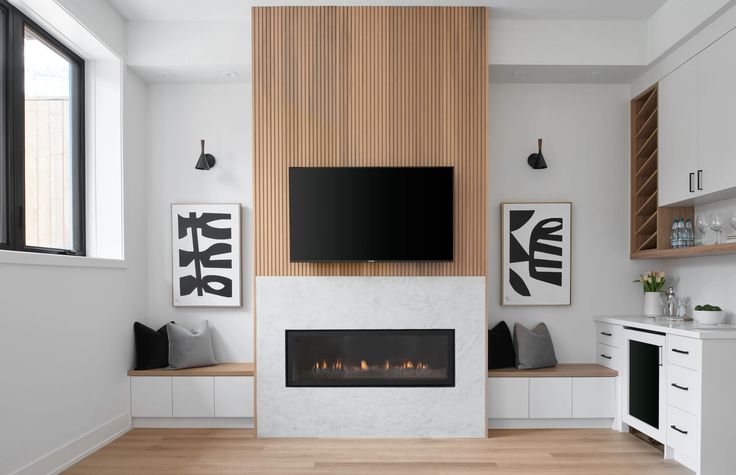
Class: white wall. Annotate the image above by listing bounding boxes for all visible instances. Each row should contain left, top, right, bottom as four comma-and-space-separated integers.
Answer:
145, 83, 253, 363
0, 69, 148, 475
488, 84, 648, 363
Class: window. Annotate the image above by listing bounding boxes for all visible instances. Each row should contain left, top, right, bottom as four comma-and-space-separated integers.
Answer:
0, 2, 85, 255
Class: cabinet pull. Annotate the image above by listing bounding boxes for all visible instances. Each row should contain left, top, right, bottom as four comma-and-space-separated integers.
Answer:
600, 332, 612, 336
697, 169, 703, 190
670, 425, 688, 435
671, 383, 689, 391
689, 172, 695, 193
600, 354, 612, 360
672, 348, 689, 355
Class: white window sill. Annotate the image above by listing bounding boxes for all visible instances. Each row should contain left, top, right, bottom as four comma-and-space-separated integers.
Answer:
0, 250, 126, 269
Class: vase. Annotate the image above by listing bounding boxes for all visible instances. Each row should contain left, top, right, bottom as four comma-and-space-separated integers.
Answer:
643, 291, 662, 317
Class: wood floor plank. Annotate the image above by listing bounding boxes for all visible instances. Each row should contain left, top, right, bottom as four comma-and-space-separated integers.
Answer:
64, 428, 693, 474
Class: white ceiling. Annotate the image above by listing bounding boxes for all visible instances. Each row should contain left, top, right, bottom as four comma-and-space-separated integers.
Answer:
108, 0, 668, 22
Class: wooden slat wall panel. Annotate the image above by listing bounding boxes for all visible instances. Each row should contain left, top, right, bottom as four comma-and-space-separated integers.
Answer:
253, 6, 488, 276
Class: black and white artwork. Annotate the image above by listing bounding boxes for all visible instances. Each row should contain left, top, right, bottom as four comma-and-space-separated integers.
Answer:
172, 204, 241, 307
501, 202, 571, 306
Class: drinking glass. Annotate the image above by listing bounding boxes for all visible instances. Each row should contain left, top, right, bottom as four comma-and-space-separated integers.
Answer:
709, 213, 723, 245
696, 214, 708, 245
730, 212, 736, 233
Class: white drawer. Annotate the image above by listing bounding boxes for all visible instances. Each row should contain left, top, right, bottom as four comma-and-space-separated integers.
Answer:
667, 405, 698, 459
667, 364, 701, 415
131, 377, 172, 418
596, 323, 622, 348
487, 378, 529, 419
596, 343, 619, 370
529, 378, 572, 419
215, 376, 254, 418
667, 334, 701, 371
572, 377, 615, 418
173, 377, 215, 417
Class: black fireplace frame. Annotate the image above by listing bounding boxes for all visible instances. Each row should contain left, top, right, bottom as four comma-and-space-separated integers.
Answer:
285, 329, 455, 388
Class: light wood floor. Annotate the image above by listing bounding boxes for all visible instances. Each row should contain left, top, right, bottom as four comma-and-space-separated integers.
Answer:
65, 428, 692, 474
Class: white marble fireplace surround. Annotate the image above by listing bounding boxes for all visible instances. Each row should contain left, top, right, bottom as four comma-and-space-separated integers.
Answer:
256, 276, 486, 438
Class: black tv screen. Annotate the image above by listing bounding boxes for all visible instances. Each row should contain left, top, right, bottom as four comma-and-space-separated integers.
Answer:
289, 167, 453, 262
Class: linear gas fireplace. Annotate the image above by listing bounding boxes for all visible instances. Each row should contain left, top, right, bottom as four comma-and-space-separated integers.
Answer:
285, 329, 455, 387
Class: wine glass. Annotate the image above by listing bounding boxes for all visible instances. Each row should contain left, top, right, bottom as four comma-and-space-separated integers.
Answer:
730, 212, 736, 234
709, 213, 723, 245
696, 214, 708, 245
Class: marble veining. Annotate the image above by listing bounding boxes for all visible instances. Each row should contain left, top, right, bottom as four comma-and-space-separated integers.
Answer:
256, 276, 487, 438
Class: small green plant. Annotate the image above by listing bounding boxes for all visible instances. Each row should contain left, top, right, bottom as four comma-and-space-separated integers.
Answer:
694, 304, 722, 311
634, 271, 666, 292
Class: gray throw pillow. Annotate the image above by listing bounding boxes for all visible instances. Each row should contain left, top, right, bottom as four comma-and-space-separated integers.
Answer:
513, 322, 557, 370
167, 321, 217, 370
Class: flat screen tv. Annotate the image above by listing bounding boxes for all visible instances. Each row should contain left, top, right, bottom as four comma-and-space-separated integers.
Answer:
289, 167, 453, 262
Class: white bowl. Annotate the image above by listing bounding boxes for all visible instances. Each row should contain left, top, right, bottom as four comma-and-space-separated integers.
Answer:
693, 310, 725, 325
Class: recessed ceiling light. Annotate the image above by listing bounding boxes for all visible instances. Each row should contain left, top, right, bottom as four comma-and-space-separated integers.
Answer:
589, 71, 602, 79
510, 70, 524, 79
224, 71, 240, 79
160, 72, 174, 79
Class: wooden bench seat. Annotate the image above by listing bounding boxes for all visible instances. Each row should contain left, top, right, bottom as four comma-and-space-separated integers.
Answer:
127, 362, 254, 377
487, 363, 617, 378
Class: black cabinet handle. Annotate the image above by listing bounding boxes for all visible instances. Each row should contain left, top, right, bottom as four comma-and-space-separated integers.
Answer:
689, 172, 695, 192
600, 332, 612, 336
600, 354, 612, 360
671, 425, 688, 435
672, 348, 689, 355
671, 383, 689, 391
697, 170, 703, 191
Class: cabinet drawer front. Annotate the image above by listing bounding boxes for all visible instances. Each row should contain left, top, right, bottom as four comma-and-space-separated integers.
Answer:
215, 377, 254, 418
596, 323, 622, 348
667, 405, 698, 459
173, 377, 215, 417
530, 378, 572, 419
667, 364, 701, 415
596, 343, 619, 370
487, 378, 529, 419
131, 377, 172, 418
572, 377, 615, 418
667, 335, 701, 371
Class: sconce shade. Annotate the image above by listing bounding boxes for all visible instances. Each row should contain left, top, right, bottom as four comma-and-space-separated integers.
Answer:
527, 138, 548, 169
196, 139, 216, 170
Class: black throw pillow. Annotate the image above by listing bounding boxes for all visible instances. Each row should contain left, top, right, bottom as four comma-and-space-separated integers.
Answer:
134, 322, 172, 370
488, 321, 516, 369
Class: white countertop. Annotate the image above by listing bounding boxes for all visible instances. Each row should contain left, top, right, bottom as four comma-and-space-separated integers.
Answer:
595, 315, 736, 339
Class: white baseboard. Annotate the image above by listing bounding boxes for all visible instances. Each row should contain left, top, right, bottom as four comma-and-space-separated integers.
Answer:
132, 417, 254, 429
489, 418, 614, 429
11, 412, 131, 475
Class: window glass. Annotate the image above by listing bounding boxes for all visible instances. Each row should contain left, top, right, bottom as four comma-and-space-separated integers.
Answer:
23, 27, 75, 250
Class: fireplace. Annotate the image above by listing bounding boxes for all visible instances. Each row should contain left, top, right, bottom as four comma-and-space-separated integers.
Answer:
285, 329, 455, 387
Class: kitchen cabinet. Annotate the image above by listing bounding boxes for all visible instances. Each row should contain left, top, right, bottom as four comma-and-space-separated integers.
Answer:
658, 27, 736, 206
596, 316, 736, 474
698, 26, 736, 198
658, 57, 699, 205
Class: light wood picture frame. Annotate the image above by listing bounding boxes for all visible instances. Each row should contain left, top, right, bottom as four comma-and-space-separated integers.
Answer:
501, 202, 571, 306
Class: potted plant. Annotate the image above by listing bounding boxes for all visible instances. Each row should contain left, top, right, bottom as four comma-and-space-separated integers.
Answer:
693, 304, 725, 325
634, 271, 666, 317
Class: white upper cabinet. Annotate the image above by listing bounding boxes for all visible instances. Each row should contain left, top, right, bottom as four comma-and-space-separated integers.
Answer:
658, 27, 736, 206
659, 57, 699, 206
698, 27, 736, 198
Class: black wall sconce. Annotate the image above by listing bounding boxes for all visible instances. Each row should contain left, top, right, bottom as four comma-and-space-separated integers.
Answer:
195, 139, 216, 170
527, 138, 548, 169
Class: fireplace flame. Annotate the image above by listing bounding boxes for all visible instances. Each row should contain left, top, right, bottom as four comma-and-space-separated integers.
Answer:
360, 360, 369, 370
311, 358, 432, 372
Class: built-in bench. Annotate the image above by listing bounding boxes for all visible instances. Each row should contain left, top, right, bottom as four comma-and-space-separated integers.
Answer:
487, 363, 619, 429
129, 363, 255, 428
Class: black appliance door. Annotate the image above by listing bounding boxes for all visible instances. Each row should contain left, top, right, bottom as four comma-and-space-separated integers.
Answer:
629, 339, 660, 429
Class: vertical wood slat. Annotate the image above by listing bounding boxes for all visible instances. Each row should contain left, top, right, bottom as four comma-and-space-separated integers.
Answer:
253, 6, 488, 277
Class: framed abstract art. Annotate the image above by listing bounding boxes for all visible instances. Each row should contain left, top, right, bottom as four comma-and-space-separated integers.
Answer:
171, 203, 241, 307
501, 202, 571, 306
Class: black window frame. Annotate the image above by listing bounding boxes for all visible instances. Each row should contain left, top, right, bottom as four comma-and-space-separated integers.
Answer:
0, 0, 85, 256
